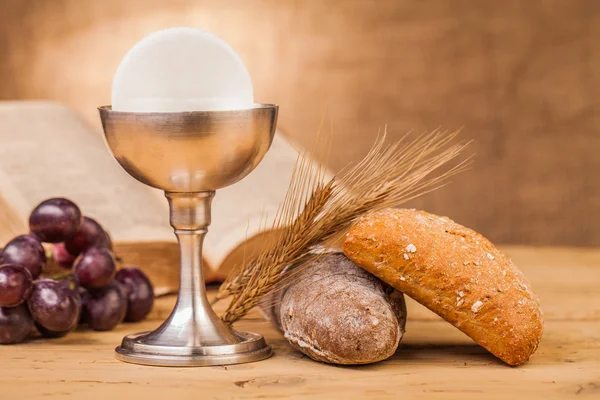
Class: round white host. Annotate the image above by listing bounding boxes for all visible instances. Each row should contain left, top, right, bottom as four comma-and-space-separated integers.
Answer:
111, 27, 254, 112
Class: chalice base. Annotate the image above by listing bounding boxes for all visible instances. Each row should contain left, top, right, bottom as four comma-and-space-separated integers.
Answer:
115, 330, 272, 367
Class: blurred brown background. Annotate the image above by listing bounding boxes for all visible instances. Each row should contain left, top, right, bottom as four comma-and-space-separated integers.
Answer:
0, 0, 598, 246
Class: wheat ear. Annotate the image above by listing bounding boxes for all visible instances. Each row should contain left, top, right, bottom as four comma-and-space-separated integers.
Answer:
220, 129, 471, 323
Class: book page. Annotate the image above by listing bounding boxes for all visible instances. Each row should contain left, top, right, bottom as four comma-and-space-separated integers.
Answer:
0, 101, 172, 243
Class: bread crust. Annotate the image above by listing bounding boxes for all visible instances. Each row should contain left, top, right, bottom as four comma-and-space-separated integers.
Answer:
263, 253, 407, 365
342, 208, 543, 366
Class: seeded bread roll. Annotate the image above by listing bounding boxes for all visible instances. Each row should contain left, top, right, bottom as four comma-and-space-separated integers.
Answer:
262, 252, 407, 365
342, 208, 543, 366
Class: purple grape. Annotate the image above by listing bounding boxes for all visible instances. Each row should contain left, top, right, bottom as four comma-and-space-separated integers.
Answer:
35, 323, 72, 338
0, 304, 34, 344
0, 235, 46, 279
64, 217, 107, 256
73, 247, 116, 289
52, 243, 76, 270
29, 198, 82, 243
77, 286, 88, 324
82, 281, 127, 331
27, 279, 80, 335
115, 267, 154, 322
0, 265, 33, 307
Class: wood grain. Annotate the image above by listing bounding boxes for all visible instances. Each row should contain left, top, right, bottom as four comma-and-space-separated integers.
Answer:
0, 0, 598, 246
0, 246, 598, 399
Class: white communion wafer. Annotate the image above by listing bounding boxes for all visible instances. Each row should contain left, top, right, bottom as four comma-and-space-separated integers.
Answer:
111, 27, 254, 112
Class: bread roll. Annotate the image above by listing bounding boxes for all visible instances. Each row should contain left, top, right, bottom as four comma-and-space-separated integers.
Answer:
262, 252, 407, 365
342, 208, 543, 366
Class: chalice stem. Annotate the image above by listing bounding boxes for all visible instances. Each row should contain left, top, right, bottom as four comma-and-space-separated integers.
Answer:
141, 192, 239, 346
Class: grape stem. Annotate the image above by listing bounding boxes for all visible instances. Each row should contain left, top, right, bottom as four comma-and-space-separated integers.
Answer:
51, 272, 73, 280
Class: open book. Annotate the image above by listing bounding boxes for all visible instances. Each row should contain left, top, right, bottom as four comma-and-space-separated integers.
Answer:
0, 101, 330, 293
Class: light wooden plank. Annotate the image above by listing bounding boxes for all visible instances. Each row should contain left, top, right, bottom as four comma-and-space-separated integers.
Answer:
0, 246, 598, 399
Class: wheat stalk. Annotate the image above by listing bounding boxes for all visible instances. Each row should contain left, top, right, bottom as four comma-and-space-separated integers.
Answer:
219, 129, 471, 323
214, 130, 333, 303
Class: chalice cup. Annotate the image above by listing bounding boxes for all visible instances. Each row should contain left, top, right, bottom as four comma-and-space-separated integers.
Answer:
99, 104, 278, 366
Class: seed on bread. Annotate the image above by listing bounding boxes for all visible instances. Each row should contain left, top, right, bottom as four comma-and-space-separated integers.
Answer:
342, 208, 543, 366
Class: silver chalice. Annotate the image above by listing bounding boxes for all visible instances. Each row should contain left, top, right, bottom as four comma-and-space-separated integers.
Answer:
99, 104, 278, 366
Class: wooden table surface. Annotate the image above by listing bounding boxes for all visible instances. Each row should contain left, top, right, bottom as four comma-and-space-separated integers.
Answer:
1, 246, 599, 399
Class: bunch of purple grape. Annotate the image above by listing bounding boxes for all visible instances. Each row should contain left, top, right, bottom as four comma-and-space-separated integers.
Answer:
0, 198, 154, 344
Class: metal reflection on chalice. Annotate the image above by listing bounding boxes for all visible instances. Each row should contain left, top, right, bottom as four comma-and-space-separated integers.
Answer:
99, 104, 277, 366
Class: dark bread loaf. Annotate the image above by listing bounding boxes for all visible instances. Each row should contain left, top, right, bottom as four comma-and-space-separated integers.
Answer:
342, 208, 543, 366
262, 252, 407, 365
